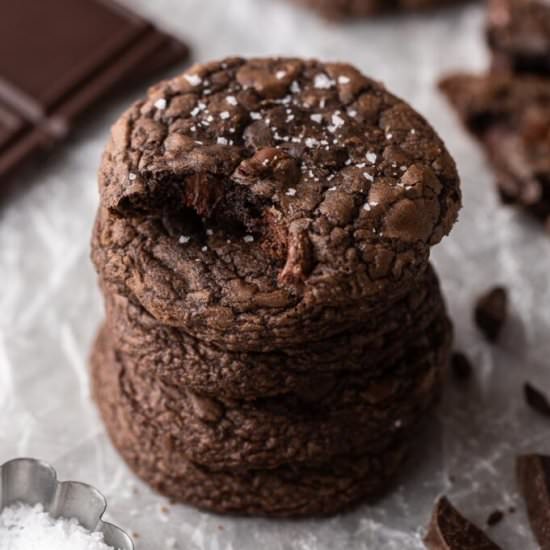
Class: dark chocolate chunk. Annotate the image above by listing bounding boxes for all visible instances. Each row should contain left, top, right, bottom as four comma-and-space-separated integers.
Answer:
517, 454, 550, 550
451, 352, 473, 381
524, 383, 550, 418
474, 287, 508, 342
424, 497, 502, 549
486, 510, 503, 527
0, 0, 190, 182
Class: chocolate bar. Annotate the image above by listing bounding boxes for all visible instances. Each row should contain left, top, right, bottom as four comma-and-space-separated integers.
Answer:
0, 0, 190, 181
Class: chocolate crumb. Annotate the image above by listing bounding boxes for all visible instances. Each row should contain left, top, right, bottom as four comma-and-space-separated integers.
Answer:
486, 510, 504, 527
524, 383, 550, 418
424, 496, 502, 549
451, 352, 473, 381
517, 454, 550, 550
474, 286, 508, 342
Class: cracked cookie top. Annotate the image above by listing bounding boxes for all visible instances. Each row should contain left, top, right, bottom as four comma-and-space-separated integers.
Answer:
96, 57, 460, 344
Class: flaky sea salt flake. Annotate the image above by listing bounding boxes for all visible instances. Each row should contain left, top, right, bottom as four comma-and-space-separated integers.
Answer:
366, 152, 377, 164
154, 98, 167, 110
184, 74, 202, 86
314, 74, 334, 89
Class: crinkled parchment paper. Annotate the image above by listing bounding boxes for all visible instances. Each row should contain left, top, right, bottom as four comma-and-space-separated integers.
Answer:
1, 1, 549, 548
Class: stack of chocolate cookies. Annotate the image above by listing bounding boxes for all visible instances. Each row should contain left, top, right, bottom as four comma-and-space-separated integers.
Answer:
91, 57, 461, 517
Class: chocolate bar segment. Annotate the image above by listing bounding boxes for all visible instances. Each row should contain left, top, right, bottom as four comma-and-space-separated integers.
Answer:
0, 0, 190, 182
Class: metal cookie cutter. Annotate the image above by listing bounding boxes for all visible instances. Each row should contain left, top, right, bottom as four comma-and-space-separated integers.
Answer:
0, 457, 134, 550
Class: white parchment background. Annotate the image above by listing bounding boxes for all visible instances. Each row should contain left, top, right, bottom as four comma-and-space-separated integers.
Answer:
1, 1, 549, 548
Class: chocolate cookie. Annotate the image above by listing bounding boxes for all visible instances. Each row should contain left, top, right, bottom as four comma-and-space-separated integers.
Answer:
94, 57, 461, 349
103, 263, 447, 399
290, 0, 463, 19
487, 0, 550, 76
440, 72, 550, 229
91, 332, 411, 517
91, 316, 451, 470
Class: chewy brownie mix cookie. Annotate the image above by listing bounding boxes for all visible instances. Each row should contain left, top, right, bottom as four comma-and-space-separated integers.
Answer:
91, 57, 461, 516
487, 0, 550, 76
95, 57, 460, 350
440, 73, 550, 229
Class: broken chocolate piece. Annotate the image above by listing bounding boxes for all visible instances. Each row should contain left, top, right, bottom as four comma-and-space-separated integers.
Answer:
474, 286, 508, 342
424, 497, 502, 549
486, 510, 504, 527
517, 454, 550, 550
451, 351, 473, 381
524, 383, 550, 418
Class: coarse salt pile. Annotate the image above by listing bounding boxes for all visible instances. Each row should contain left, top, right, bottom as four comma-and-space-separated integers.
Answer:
0, 503, 116, 550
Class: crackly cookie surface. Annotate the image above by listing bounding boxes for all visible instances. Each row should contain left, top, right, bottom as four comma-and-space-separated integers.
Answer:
92, 318, 450, 470
440, 72, 550, 229
91, 329, 411, 517
103, 263, 447, 399
96, 57, 460, 347
487, 0, 550, 75
291, 0, 463, 19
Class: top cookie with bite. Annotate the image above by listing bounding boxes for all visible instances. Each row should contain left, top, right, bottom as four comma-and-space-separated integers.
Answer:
96, 57, 460, 349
